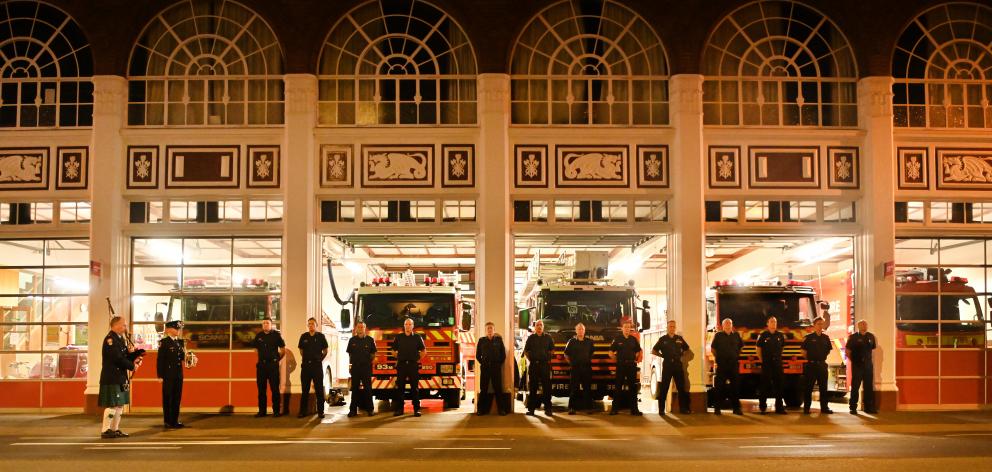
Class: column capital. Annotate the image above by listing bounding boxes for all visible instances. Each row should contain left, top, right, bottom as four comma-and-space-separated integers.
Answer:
669, 74, 704, 117
284, 74, 318, 116
478, 73, 510, 116
858, 76, 895, 120
91, 75, 127, 118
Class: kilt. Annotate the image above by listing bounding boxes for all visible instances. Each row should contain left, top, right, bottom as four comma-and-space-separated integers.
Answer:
98, 384, 130, 407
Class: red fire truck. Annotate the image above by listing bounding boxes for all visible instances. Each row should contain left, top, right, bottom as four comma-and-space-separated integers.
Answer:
896, 268, 986, 348
331, 267, 471, 409
704, 281, 819, 407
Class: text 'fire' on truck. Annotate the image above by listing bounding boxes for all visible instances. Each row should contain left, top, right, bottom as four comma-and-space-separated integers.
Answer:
515, 251, 651, 407
703, 280, 830, 408
328, 260, 473, 409
896, 268, 987, 349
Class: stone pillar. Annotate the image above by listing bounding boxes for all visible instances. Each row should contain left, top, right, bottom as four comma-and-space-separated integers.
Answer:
281, 74, 318, 415
856, 76, 897, 411
667, 74, 707, 410
85, 75, 128, 414
475, 73, 513, 412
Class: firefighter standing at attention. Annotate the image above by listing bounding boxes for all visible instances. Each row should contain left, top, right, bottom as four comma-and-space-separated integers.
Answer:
157, 320, 185, 428
710, 318, 744, 415
523, 319, 555, 416
297, 317, 329, 419
801, 316, 834, 414
756, 315, 787, 414
846, 319, 878, 415
346, 322, 376, 417
393, 317, 426, 417
565, 322, 594, 415
251, 317, 286, 417
475, 321, 508, 416
651, 319, 691, 415
609, 320, 643, 416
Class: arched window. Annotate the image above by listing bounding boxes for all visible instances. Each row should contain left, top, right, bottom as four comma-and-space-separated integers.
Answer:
702, 0, 858, 127
510, 0, 669, 126
318, 0, 477, 126
893, 2, 992, 128
127, 0, 284, 126
0, 0, 92, 128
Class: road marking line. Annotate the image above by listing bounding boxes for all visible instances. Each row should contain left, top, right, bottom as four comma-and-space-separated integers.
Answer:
945, 433, 992, 437
739, 445, 834, 449
553, 438, 628, 441
85, 447, 183, 450
13, 440, 386, 446
444, 438, 505, 441
289, 437, 368, 440
695, 436, 769, 441
415, 447, 511, 450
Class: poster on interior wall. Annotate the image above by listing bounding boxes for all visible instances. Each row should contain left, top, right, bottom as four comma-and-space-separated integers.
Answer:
896, 147, 928, 190
361, 145, 434, 188
935, 148, 992, 190
165, 146, 240, 189
636, 145, 668, 188
748, 146, 819, 189
708, 145, 741, 189
247, 146, 280, 188
319, 145, 353, 188
826, 147, 859, 189
441, 144, 475, 188
127, 146, 159, 189
555, 145, 629, 188
514, 144, 547, 188
55, 147, 88, 190
0, 147, 49, 190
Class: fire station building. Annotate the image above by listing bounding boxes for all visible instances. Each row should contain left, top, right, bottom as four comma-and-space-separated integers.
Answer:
0, 0, 989, 413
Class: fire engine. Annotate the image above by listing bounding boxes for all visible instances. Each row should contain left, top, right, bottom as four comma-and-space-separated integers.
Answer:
704, 280, 820, 407
516, 251, 651, 405
328, 261, 472, 409
896, 268, 986, 348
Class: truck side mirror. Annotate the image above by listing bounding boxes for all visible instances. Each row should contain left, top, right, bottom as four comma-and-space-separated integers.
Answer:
818, 301, 831, 329
518, 309, 530, 330
340, 308, 351, 330
461, 312, 472, 331
640, 310, 651, 332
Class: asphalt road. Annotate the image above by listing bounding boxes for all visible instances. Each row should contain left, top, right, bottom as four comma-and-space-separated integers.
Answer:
2, 398, 991, 472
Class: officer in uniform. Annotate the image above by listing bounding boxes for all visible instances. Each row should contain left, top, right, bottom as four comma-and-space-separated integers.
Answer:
652, 319, 691, 415
523, 319, 555, 416
710, 318, 744, 415
393, 317, 426, 417
609, 320, 643, 416
298, 317, 329, 418
756, 315, 787, 414
846, 319, 878, 414
157, 320, 185, 428
476, 321, 507, 416
251, 317, 285, 417
346, 322, 377, 417
564, 322, 594, 415
99, 316, 143, 439
801, 317, 833, 414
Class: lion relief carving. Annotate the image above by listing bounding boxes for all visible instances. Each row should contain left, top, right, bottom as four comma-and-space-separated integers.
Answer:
367, 152, 429, 180
562, 152, 623, 180
0, 155, 43, 182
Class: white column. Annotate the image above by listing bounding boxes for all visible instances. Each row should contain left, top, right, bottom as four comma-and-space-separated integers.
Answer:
85, 75, 128, 413
475, 73, 513, 412
281, 74, 318, 412
667, 75, 707, 405
856, 76, 897, 410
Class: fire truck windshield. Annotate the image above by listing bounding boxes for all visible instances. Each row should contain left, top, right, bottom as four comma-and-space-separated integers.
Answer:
897, 294, 985, 331
540, 290, 631, 330
717, 292, 814, 329
360, 293, 455, 329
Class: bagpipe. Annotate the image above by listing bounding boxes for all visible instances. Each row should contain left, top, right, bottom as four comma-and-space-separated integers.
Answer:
106, 297, 146, 363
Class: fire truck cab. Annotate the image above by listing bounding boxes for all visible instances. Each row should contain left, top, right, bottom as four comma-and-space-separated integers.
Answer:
896, 268, 986, 348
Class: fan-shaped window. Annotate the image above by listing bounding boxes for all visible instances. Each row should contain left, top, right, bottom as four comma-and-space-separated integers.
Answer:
702, 0, 858, 127
127, 0, 284, 126
0, 1, 92, 128
510, 0, 669, 126
317, 0, 477, 126
893, 3, 992, 128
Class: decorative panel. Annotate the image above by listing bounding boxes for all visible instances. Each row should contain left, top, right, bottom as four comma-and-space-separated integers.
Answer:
165, 146, 240, 189
708, 146, 741, 189
55, 147, 88, 190
514, 145, 548, 188
748, 146, 819, 189
897, 147, 928, 190
826, 147, 859, 189
246, 146, 279, 189
319, 145, 353, 188
636, 145, 668, 188
555, 145, 629, 188
127, 146, 159, 189
936, 148, 992, 190
0, 147, 49, 190
441, 145, 475, 188
360, 145, 434, 188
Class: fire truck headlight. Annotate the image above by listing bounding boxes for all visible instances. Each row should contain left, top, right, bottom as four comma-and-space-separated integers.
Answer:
439, 364, 454, 374
441, 377, 454, 386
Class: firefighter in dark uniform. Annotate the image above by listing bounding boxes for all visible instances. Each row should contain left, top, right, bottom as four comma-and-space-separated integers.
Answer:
157, 320, 185, 428
251, 317, 285, 417
652, 319, 691, 415
610, 320, 643, 416
846, 319, 878, 414
710, 318, 744, 415
99, 316, 143, 439
298, 317, 329, 418
756, 315, 787, 414
476, 321, 508, 416
801, 317, 834, 414
524, 319, 555, 416
393, 317, 426, 417
347, 322, 377, 417
565, 322, 594, 415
